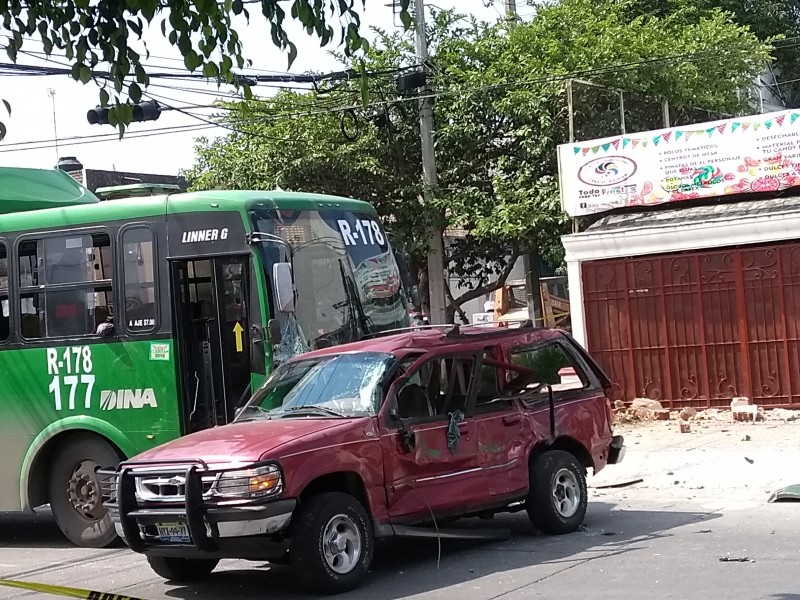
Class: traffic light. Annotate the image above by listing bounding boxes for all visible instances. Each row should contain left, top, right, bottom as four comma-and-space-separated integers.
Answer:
86, 105, 110, 125
133, 100, 161, 122
87, 100, 162, 125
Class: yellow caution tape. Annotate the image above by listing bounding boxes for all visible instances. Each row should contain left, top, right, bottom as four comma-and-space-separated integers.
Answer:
0, 578, 146, 600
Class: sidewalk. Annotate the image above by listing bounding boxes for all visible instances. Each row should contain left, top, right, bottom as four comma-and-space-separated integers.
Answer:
591, 417, 800, 505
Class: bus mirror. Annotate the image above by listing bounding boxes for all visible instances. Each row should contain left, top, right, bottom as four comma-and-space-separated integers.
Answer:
268, 318, 282, 345
273, 263, 295, 313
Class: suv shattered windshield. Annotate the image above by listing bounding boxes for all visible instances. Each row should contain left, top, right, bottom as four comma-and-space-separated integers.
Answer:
238, 352, 395, 419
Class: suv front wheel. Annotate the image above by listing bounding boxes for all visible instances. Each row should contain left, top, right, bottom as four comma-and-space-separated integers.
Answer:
290, 492, 374, 594
526, 450, 588, 534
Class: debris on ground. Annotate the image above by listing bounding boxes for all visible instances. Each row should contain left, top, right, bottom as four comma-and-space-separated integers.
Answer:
731, 397, 758, 422
744, 457, 754, 464
742, 435, 751, 441
613, 401, 798, 425
764, 408, 800, 422
679, 421, 691, 433
594, 478, 644, 490
767, 484, 800, 503
719, 556, 754, 563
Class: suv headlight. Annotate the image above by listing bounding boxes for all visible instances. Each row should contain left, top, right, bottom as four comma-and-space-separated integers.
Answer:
214, 464, 283, 500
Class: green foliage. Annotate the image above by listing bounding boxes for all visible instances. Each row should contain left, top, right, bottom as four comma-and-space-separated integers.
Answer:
512, 346, 570, 386
623, 0, 800, 106
186, 0, 770, 318
0, 0, 411, 133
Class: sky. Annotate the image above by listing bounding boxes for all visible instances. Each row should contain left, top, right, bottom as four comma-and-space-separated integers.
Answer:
0, 1, 525, 176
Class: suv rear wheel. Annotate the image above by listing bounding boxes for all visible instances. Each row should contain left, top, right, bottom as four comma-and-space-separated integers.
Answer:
526, 450, 587, 534
290, 492, 373, 594
147, 556, 219, 582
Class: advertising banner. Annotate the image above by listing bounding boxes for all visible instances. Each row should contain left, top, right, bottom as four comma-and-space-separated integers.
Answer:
558, 109, 800, 217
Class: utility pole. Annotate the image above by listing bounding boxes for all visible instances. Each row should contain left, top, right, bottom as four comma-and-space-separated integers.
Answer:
47, 88, 60, 164
413, 0, 448, 324
500, 0, 543, 325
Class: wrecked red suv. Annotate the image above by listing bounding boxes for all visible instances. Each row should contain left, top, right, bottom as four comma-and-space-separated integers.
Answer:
102, 324, 624, 594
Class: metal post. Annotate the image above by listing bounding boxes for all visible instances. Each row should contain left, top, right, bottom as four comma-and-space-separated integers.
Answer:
414, 0, 447, 324
48, 88, 59, 164
523, 251, 543, 325
567, 79, 575, 143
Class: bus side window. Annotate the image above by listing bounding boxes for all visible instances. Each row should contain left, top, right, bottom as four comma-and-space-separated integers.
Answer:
18, 240, 43, 339
0, 241, 8, 342
18, 233, 114, 340
121, 227, 157, 333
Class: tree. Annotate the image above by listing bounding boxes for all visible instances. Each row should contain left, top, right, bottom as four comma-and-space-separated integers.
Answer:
187, 0, 770, 321
624, 0, 800, 107
0, 0, 411, 138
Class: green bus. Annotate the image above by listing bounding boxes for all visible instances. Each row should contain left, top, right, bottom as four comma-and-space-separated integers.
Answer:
0, 168, 410, 547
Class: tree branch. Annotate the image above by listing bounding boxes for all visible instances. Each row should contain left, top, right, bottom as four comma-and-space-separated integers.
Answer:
447, 249, 522, 312
443, 278, 470, 324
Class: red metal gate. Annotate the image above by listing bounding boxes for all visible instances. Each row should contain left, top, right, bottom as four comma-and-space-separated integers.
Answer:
582, 242, 800, 408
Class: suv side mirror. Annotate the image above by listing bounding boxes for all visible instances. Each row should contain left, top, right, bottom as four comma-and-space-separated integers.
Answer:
273, 263, 295, 313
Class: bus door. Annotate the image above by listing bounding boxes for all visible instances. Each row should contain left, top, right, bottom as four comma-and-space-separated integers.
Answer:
172, 256, 253, 433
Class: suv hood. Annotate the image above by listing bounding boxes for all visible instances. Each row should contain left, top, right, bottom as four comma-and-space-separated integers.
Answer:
129, 418, 359, 466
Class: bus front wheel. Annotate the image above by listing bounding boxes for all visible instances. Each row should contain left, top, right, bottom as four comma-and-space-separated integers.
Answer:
48, 434, 120, 548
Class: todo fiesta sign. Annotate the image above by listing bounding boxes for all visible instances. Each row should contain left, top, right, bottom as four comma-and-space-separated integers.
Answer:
557, 109, 800, 217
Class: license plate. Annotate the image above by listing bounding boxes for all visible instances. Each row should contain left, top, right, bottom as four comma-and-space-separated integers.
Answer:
155, 522, 191, 543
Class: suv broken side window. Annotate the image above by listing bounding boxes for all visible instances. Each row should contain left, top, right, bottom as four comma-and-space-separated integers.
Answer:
394, 355, 476, 420
506, 342, 589, 401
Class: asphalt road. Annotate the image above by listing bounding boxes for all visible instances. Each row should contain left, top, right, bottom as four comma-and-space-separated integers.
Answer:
1, 420, 798, 600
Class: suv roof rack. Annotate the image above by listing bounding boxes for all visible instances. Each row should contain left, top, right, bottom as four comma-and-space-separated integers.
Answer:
363, 324, 453, 339
443, 319, 536, 338
365, 319, 539, 341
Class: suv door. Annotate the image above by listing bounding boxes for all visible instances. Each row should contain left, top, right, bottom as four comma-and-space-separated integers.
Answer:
507, 337, 614, 465
470, 347, 529, 498
379, 352, 486, 520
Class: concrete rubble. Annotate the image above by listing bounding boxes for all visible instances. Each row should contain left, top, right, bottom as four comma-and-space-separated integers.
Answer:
612, 397, 799, 424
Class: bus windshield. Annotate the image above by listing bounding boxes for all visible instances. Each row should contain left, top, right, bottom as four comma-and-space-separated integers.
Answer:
250, 208, 409, 362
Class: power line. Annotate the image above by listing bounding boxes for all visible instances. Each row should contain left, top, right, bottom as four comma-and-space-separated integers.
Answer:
0, 123, 215, 153
3, 40, 794, 152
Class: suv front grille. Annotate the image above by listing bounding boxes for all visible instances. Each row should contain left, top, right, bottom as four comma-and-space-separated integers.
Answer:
135, 472, 216, 502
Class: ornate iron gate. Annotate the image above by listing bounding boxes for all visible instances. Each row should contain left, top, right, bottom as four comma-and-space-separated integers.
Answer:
582, 243, 800, 408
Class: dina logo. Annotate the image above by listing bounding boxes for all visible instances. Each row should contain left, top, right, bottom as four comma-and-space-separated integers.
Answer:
578, 156, 637, 186
100, 389, 158, 410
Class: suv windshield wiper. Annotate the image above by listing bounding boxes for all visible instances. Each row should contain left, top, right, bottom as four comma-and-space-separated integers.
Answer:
235, 405, 273, 421
282, 405, 346, 418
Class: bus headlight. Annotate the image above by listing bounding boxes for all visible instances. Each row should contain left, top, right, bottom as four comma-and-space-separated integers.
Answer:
214, 464, 283, 499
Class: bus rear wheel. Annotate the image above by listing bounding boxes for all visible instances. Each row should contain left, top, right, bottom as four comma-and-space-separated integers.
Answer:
48, 434, 120, 548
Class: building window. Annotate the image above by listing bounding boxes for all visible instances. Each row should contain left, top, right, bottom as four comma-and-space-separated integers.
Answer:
0, 242, 8, 342
18, 233, 114, 339
121, 228, 158, 332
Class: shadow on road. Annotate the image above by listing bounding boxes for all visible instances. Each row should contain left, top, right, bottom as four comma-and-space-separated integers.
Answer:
155, 501, 720, 600
0, 510, 74, 550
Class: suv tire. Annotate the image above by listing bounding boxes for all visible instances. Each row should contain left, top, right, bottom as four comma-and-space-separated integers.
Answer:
147, 556, 219, 582
526, 450, 587, 534
290, 492, 373, 594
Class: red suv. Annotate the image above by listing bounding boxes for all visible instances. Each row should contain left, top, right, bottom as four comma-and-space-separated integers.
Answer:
102, 324, 624, 594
